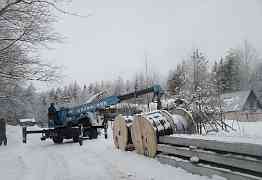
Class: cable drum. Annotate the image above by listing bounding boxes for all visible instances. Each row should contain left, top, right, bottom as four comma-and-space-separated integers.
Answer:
170, 108, 195, 134
143, 110, 175, 136
131, 109, 194, 157
113, 115, 134, 151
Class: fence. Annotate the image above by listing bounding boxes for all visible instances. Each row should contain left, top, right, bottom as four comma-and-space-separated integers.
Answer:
224, 112, 262, 121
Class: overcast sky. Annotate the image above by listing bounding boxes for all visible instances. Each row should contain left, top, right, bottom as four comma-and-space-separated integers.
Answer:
41, 0, 262, 87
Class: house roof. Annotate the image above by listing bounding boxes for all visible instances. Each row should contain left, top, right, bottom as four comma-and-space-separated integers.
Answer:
221, 90, 252, 112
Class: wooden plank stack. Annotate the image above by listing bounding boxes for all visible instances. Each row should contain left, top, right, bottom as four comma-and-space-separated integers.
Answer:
157, 135, 262, 180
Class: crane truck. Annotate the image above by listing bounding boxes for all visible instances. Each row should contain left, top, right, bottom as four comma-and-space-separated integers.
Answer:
22, 85, 163, 145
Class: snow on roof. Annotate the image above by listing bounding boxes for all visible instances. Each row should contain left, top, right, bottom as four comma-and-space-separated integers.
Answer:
19, 118, 36, 123
221, 90, 251, 112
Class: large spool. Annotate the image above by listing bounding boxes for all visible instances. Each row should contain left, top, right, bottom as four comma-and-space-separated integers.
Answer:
113, 115, 134, 151
131, 109, 194, 157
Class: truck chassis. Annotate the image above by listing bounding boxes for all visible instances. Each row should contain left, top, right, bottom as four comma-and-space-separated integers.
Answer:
22, 124, 107, 145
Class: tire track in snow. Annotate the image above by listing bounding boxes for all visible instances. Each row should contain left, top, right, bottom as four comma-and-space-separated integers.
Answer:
46, 150, 71, 180
17, 142, 49, 180
78, 143, 136, 180
14, 141, 69, 180
15, 155, 28, 180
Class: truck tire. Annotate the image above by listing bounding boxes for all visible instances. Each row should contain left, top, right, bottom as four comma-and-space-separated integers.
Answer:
90, 128, 98, 139
3, 137, 7, 146
79, 139, 83, 146
84, 128, 98, 139
83, 129, 88, 137
53, 136, 63, 144
73, 136, 79, 143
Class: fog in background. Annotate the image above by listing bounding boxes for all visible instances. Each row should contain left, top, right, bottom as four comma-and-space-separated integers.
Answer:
41, 0, 262, 87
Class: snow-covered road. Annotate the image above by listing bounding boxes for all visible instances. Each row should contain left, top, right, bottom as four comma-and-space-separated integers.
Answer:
0, 126, 223, 180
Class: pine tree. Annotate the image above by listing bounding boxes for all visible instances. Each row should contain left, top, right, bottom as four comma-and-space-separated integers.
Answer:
72, 81, 81, 105
167, 64, 185, 96
80, 84, 89, 104
250, 62, 262, 103
223, 50, 241, 93
113, 76, 125, 96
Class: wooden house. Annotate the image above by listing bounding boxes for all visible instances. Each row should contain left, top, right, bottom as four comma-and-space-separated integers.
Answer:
221, 90, 262, 121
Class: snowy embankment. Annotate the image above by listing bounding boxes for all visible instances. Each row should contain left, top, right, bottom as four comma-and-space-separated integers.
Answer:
0, 126, 223, 180
173, 120, 262, 145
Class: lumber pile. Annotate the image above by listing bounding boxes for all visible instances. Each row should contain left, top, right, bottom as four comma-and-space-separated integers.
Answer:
157, 136, 262, 180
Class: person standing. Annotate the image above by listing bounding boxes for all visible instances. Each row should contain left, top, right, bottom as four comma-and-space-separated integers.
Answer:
0, 118, 7, 146
48, 103, 57, 127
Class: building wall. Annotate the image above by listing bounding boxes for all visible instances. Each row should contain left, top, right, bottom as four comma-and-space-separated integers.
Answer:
224, 112, 262, 122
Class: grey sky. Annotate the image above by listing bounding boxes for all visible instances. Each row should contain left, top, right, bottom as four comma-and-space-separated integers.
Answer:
42, 0, 262, 87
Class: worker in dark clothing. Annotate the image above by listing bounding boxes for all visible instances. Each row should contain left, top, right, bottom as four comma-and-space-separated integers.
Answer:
48, 103, 57, 127
0, 118, 7, 146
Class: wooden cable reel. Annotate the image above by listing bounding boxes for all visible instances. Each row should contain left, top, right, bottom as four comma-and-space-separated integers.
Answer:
113, 115, 134, 151
131, 109, 194, 157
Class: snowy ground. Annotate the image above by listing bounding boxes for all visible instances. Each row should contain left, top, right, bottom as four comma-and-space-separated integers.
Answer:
0, 126, 225, 180
1, 120, 261, 180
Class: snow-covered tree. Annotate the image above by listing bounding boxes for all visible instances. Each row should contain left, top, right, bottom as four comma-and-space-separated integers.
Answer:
222, 50, 241, 93
167, 63, 186, 96
166, 49, 228, 134
112, 76, 125, 96
250, 62, 262, 103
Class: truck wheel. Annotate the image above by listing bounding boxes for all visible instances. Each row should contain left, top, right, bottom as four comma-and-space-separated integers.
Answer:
83, 129, 88, 137
3, 137, 7, 146
53, 136, 63, 144
90, 128, 98, 139
73, 136, 79, 143
84, 128, 98, 139
79, 139, 83, 146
